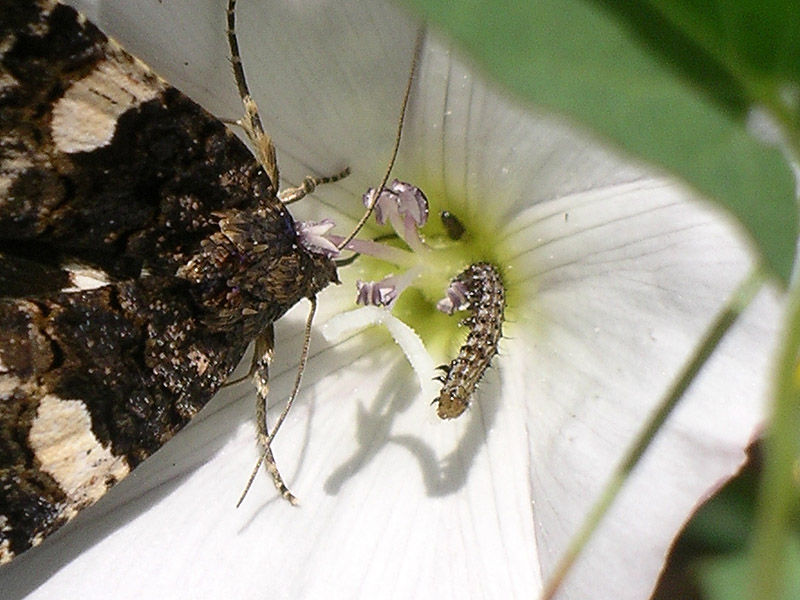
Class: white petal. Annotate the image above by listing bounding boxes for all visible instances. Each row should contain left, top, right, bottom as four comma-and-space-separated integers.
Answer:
401, 36, 650, 230
500, 185, 778, 598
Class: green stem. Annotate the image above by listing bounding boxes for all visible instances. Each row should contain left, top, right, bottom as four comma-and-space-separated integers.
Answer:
750, 278, 800, 600
540, 266, 766, 600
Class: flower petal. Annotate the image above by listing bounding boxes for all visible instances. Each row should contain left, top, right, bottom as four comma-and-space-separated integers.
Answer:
501, 185, 778, 597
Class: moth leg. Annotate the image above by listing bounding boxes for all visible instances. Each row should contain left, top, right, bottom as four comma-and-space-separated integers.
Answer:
238, 297, 319, 507
278, 168, 351, 204
252, 327, 298, 504
223, 344, 259, 387
234, 325, 298, 506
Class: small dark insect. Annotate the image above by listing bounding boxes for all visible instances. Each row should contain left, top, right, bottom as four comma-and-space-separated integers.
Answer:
435, 263, 505, 419
440, 210, 465, 240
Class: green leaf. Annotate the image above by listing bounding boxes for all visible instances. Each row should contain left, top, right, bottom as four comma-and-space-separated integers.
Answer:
636, 1, 800, 102
401, 0, 798, 284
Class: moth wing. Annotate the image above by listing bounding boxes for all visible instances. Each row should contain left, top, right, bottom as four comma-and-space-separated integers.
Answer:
1, 0, 279, 282
0, 277, 250, 563
0, 1, 271, 562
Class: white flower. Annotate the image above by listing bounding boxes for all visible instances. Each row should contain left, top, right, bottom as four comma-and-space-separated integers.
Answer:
3, 1, 779, 599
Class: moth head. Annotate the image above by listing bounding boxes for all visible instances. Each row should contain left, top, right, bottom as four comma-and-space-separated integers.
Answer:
304, 251, 340, 294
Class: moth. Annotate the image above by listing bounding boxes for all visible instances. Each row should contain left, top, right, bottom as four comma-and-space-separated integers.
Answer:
0, 0, 358, 563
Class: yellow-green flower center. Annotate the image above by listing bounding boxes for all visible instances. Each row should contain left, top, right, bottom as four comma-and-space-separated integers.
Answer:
339, 181, 520, 364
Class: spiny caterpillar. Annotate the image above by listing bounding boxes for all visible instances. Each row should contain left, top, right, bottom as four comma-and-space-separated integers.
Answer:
435, 262, 505, 419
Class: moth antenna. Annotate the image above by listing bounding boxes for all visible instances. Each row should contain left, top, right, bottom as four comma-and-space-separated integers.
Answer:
267, 296, 317, 450
226, 0, 279, 187
229, 0, 350, 204
336, 27, 425, 251
264, 296, 318, 501
235, 441, 272, 507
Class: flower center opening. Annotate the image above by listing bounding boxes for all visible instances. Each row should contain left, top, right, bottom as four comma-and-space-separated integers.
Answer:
311, 177, 522, 416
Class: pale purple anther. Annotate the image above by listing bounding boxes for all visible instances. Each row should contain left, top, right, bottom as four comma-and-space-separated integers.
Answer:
295, 219, 340, 257
364, 179, 429, 228
436, 279, 470, 315
388, 179, 429, 227
356, 279, 398, 307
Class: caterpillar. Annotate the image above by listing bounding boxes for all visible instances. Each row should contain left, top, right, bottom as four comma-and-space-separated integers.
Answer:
435, 262, 505, 419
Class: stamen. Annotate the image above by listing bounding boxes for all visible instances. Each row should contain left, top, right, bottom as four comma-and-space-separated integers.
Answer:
356, 279, 398, 307
295, 219, 340, 257
326, 235, 416, 266
394, 180, 429, 225
363, 180, 429, 252
355, 266, 425, 308
436, 279, 470, 315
